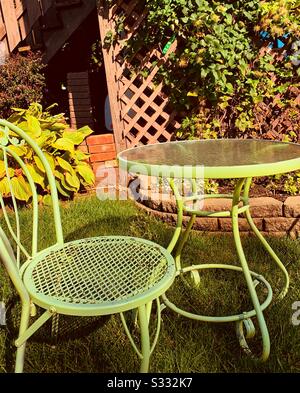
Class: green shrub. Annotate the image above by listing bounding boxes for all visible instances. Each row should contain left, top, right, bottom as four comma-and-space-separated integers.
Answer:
0, 103, 95, 203
106, 0, 300, 140
140, 0, 300, 139
0, 52, 46, 119
105, 0, 300, 194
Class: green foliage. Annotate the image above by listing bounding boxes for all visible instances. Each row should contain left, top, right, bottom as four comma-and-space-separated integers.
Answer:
145, 0, 299, 139
0, 52, 46, 119
105, 0, 300, 195
204, 179, 219, 194
90, 39, 104, 71
106, 0, 300, 138
0, 103, 95, 202
259, 0, 300, 36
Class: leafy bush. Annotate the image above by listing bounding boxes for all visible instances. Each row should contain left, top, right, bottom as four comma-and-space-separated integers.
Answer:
105, 0, 300, 194
0, 52, 46, 119
0, 103, 95, 203
138, 0, 300, 139
106, 0, 300, 140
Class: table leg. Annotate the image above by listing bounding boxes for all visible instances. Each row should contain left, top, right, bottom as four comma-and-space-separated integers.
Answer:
232, 178, 270, 361
163, 176, 289, 362
167, 178, 198, 281
243, 178, 289, 300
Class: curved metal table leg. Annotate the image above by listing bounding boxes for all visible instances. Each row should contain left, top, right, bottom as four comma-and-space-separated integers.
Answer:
168, 178, 198, 281
232, 179, 270, 361
163, 176, 290, 362
243, 178, 289, 300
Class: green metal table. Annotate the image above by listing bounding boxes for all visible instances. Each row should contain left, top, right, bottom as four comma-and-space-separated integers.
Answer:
118, 139, 300, 361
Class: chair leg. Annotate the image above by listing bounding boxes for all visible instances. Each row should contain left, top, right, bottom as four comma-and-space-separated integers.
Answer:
50, 314, 60, 347
15, 302, 30, 373
138, 304, 151, 373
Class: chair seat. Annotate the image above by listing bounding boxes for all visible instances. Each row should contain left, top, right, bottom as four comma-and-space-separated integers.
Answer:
23, 236, 175, 316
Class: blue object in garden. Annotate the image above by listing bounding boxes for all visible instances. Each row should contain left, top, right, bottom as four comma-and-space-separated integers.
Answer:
276, 33, 290, 49
259, 31, 290, 49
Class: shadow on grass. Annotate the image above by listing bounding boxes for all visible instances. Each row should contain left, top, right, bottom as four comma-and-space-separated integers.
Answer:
3, 294, 112, 372
63, 216, 142, 242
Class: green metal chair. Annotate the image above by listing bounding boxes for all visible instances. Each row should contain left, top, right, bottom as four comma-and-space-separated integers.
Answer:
0, 120, 176, 373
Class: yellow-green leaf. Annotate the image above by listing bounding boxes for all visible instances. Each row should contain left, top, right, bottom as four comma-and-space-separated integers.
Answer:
61, 175, 77, 191
0, 177, 10, 196
218, 101, 229, 110
65, 172, 80, 190
63, 126, 93, 145
0, 161, 4, 178
11, 176, 32, 202
34, 156, 45, 173
56, 156, 74, 173
35, 133, 51, 148
8, 145, 26, 157
76, 164, 95, 185
56, 180, 71, 197
42, 194, 52, 206
18, 121, 30, 133
52, 138, 75, 152
25, 115, 42, 138
187, 91, 198, 97
54, 170, 64, 180
63, 131, 86, 145
44, 153, 56, 172
76, 126, 94, 138
27, 164, 45, 187
50, 122, 68, 131
74, 150, 90, 161
55, 170, 76, 191
0, 161, 14, 178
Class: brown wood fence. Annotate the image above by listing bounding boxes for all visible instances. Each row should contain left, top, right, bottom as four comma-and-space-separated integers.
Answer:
0, 0, 29, 56
0, 0, 71, 58
0, 1, 56, 56
97, 0, 180, 153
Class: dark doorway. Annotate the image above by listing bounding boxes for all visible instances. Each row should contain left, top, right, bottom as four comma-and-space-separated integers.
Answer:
45, 9, 108, 133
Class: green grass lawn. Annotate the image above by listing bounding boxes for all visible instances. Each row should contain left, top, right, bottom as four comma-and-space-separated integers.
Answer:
0, 196, 300, 373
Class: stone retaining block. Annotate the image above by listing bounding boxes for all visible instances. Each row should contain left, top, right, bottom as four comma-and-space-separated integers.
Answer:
219, 218, 263, 232
133, 187, 300, 238
284, 196, 300, 218
264, 217, 300, 232
249, 197, 282, 217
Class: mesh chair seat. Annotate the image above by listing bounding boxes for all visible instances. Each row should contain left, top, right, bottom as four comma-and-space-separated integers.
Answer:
23, 236, 175, 316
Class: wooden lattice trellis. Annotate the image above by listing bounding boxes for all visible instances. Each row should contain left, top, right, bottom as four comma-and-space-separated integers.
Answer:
97, 0, 180, 153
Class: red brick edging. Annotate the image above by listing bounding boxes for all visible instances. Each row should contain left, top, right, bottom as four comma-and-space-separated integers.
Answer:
79, 134, 117, 176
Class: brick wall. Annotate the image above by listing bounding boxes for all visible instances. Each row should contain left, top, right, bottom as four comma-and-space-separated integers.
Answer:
67, 71, 117, 176
67, 71, 94, 129
79, 134, 117, 178
136, 182, 300, 238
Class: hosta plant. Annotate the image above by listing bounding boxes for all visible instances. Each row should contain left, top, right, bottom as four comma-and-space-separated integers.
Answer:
0, 103, 95, 203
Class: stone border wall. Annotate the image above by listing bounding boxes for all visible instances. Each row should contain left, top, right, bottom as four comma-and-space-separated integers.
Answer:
136, 186, 300, 239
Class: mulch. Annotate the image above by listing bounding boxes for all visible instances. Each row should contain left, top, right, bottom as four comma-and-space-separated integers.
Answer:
218, 183, 288, 202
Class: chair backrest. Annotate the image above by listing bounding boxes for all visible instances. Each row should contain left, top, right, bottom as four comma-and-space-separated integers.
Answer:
0, 120, 63, 294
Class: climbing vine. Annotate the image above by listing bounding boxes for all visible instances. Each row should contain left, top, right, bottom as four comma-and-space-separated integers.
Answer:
103, 0, 300, 194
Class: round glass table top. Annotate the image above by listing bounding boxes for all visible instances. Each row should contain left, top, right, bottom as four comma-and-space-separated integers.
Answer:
118, 139, 300, 179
